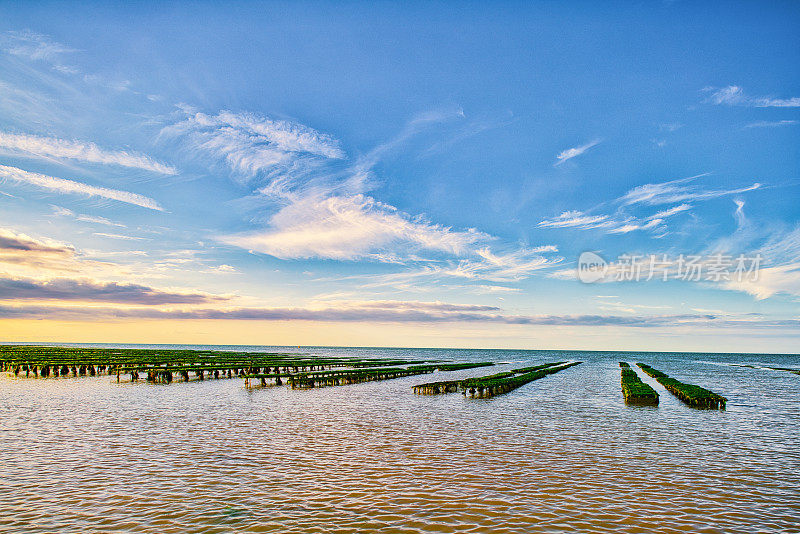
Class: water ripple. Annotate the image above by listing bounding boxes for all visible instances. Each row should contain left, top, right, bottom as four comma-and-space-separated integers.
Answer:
1, 349, 799, 533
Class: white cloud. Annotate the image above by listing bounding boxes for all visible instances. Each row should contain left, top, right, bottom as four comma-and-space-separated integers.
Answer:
353, 108, 463, 173
659, 123, 683, 132
606, 218, 663, 234
52, 64, 79, 75
707, 85, 748, 105
538, 211, 612, 230
475, 285, 521, 294
550, 203, 800, 301
353, 246, 562, 285
51, 205, 126, 227
720, 226, 800, 299
221, 194, 485, 261
198, 110, 547, 272
0, 131, 177, 174
538, 201, 694, 235
743, 120, 798, 129
1, 30, 76, 62
723, 263, 800, 300
182, 109, 559, 285
646, 203, 693, 220
93, 232, 146, 241
77, 215, 125, 227
211, 111, 344, 158
0, 164, 163, 210
705, 85, 800, 108
466, 247, 560, 281
210, 264, 238, 274
540, 173, 762, 237
620, 173, 760, 205
161, 108, 344, 180
554, 139, 601, 165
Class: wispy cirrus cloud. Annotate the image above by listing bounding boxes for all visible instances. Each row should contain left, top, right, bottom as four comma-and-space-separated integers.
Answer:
319, 246, 562, 288
550, 203, 800, 302
716, 221, 800, 300
460, 246, 561, 281
474, 285, 522, 294
538, 211, 612, 230
93, 232, 146, 241
352, 108, 463, 174
0, 164, 163, 210
646, 203, 693, 219
161, 107, 344, 179
536, 172, 761, 236
537, 210, 667, 235
620, 173, 761, 206
1, 30, 76, 63
743, 120, 798, 129
552, 240, 800, 303
0, 131, 177, 174
0, 275, 227, 305
659, 123, 683, 132
724, 262, 800, 300
554, 139, 601, 166
704, 85, 800, 108
51, 205, 126, 227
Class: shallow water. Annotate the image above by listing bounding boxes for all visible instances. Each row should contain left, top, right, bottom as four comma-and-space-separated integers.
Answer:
1, 346, 799, 533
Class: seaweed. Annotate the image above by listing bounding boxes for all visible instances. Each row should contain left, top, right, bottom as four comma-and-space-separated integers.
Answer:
619, 366, 658, 405
413, 361, 581, 398
636, 363, 726, 409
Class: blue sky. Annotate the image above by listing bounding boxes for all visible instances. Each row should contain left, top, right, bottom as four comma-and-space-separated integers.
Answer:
0, 1, 798, 351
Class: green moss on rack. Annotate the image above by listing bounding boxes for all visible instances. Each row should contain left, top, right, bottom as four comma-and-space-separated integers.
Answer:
413, 361, 580, 397
619, 364, 658, 405
636, 363, 726, 409
0, 345, 431, 385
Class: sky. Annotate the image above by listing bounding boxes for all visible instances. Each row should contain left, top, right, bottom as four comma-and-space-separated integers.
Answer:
0, 1, 798, 352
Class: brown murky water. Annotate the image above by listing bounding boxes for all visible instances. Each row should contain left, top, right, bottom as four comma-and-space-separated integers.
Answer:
1, 346, 799, 533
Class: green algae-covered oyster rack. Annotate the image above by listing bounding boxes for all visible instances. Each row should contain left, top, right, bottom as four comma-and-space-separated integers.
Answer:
0, 345, 425, 383
412, 361, 581, 398
246, 361, 496, 389
619, 362, 659, 405
1, 346, 732, 408
637, 362, 726, 409
1, 345, 501, 390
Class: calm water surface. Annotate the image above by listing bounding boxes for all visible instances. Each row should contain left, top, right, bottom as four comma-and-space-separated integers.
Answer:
1, 345, 799, 533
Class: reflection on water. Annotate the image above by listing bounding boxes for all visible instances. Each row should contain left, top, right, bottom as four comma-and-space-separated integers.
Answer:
1, 346, 799, 533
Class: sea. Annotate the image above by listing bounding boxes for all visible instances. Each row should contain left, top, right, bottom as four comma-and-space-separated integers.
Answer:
1, 344, 798, 533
